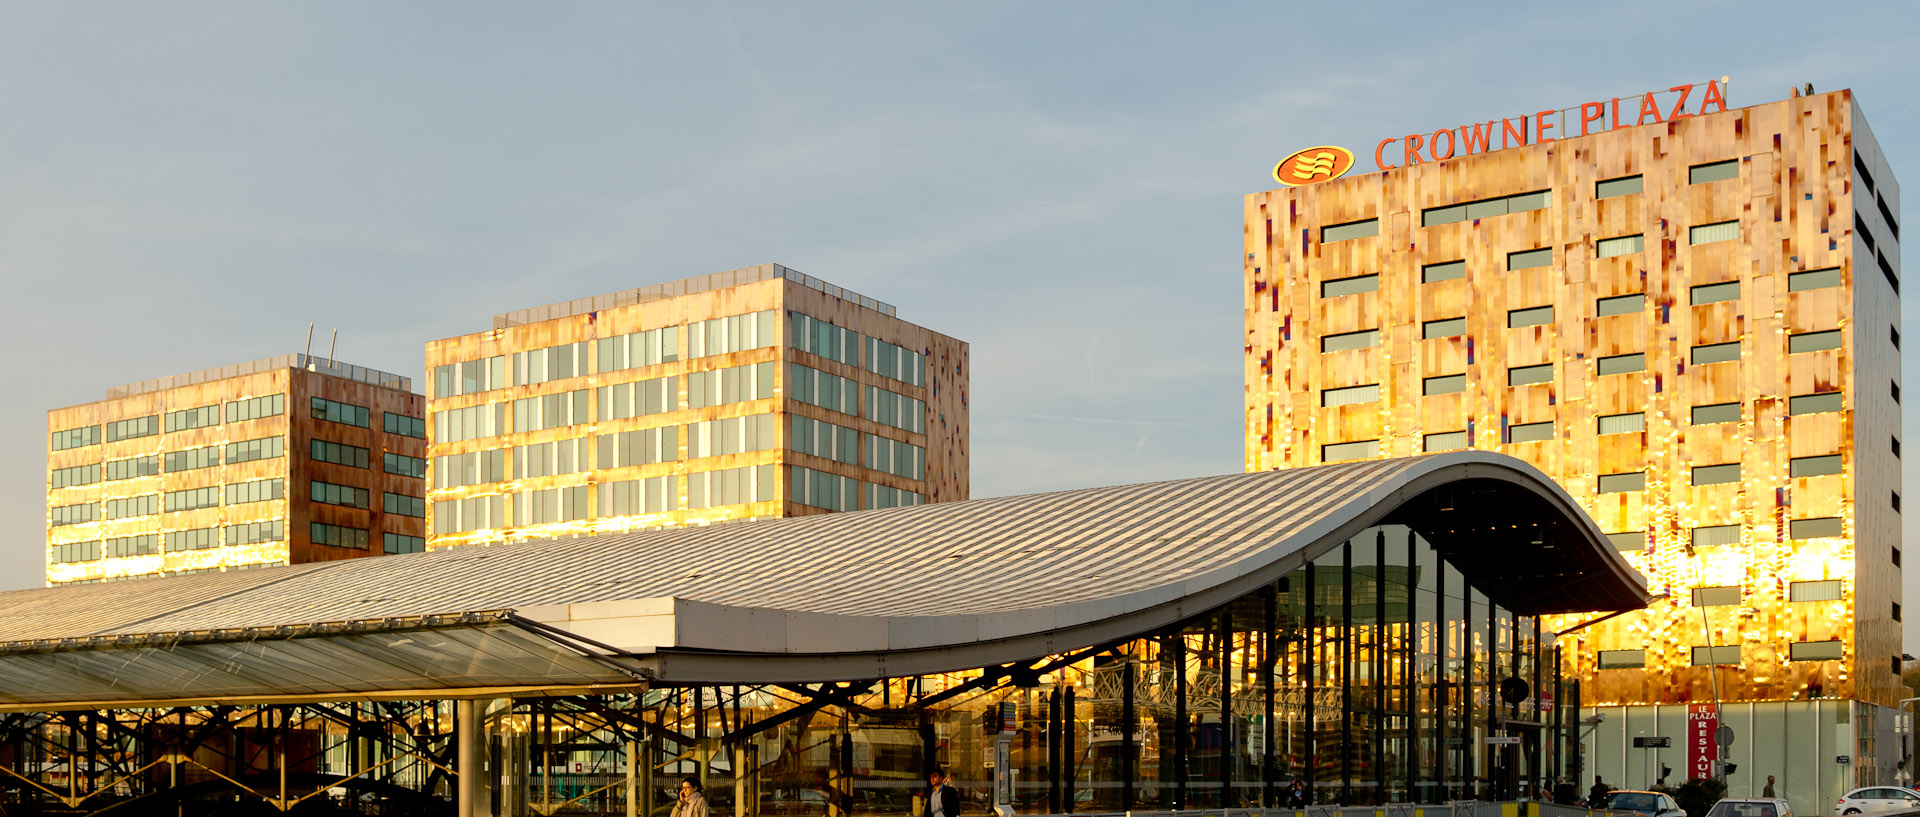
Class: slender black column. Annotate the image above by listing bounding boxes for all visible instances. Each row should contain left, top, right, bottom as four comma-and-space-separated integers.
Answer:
1122, 656, 1137, 808
1219, 608, 1234, 808
1048, 689, 1061, 813
1173, 633, 1188, 809
1341, 541, 1353, 805
1435, 560, 1448, 802
1375, 530, 1387, 803
1263, 586, 1278, 807
1303, 565, 1316, 803
1063, 684, 1076, 814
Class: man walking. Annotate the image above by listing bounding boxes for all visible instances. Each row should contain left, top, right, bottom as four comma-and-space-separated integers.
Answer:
924, 767, 960, 817
1764, 776, 1777, 798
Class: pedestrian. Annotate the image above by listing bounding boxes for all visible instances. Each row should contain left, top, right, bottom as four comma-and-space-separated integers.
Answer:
923, 767, 960, 817
1588, 776, 1612, 808
672, 778, 709, 817
1763, 775, 1776, 798
1287, 780, 1308, 808
1555, 778, 1578, 805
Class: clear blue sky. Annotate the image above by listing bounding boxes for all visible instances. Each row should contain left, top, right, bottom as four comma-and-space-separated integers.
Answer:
3, 2, 1917, 642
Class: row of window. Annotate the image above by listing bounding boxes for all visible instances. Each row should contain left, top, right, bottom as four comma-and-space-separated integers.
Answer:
1599, 640, 1845, 669
430, 466, 927, 534
1328, 357, 1858, 406
50, 395, 289, 452
50, 437, 416, 491
50, 478, 297, 524
47, 520, 289, 564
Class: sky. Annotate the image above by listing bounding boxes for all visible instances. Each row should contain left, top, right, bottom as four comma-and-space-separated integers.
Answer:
2, 2, 1918, 642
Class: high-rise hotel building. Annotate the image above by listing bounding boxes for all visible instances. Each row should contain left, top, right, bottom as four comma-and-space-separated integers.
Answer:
424, 264, 967, 548
45, 354, 428, 584
1245, 88, 1902, 799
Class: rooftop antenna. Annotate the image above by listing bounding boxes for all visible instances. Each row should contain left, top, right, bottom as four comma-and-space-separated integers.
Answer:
304, 322, 315, 371
328, 328, 338, 368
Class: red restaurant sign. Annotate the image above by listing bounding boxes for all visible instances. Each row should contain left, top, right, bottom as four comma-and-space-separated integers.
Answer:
1687, 703, 1719, 780
1370, 79, 1730, 171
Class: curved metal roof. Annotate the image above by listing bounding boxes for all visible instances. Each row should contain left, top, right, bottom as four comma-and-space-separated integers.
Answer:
0, 452, 1647, 707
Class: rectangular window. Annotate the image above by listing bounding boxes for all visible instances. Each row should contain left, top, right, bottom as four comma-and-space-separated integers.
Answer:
1597, 412, 1645, 435
1789, 267, 1843, 292
227, 393, 285, 423
511, 341, 590, 386
310, 439, 370, 469
1423, 374, 1466, 396
863, 337, 927, 386
1596, 294, 1645, 317
791, 416, 857, 466
163, 446, 221, 472
599, 326, 682, 373
1691, 586, 1741, 607
688, 414, 780, 459
384, 492, 426, 518
384, 452, 427, 479
1789, 641, 1844, 661
1606, 531, 1645, 551
598, 375, 680, 420
1508, 364, 1553, 386
227, 519, 285, 546
105, 416, 159, 443
226, 478, 284, 505
50, 425, 101, 451
1598, 472, 1646, 493
866, 484, 926, 510
1790, 580, 1843, 602
1322, 384, 1381, 407
1691, 645, 1741, 666
1321, 218, 1379, 243
1789, 392, 1842, 415
1597, 649, 1646, 669
1321, 274, 1378, 297
310, 522, 369, 550
50, 541, 101, 564
511, 389, 592, 432
310, 397, 370, 428
687, 310, 779, 360
1692, 524, 1741, 548
104, 455, 160, 481
1322, 440, 1378, 462
50, 464, 99, 489
432, 355, 508, 398
788, 465, 857, 512
1424, 431, 1467, 452
49, 502, 98, 526
1689, 220, 1740, 245
1596, 234, 1644, 258
104, 533, 158, 557
1507, 421, 1553, 443
1789, 330, 1842, 353
162, 486, 220, 512
102, 494, 158, 519
1597, 353, 1644, 375
1691, 281, 1741, 305
311, 480, 370, 509
227, 436, 285, 464
596, 475, 679, 518
1421, 260, 1466, 283
513, 438, 592, 480
1321, 329, 1380, 353
1508, 306, 1554, 328
687, 363, 776, 410
1692, 463, 1742, 485
432, 494, 506, 535
1790, 517, 1844, 539
1691, 342, 1741, 364
790, 313, 860, 367
384, 533, 426, 554
686, 464, 778, 510
384, 413, 427, 440
163, 527, 219, 552
1596, 175, 1643, 199
1692, 403, 1741, 424
1894, 327, 1902, 350
594, 428, 679, 471
864, 432, 927, 479
1790, 455, 1842, 477
1689, 159, 1740, 184
163, 404, 220, 433
863, 386, 928, 434
1422, 190, 1550, 226
1507, 248, 1553, 271
1422, 317, 1465, 339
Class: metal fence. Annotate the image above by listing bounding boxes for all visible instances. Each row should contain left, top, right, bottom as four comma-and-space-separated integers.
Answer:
1022, 802, 1635, 817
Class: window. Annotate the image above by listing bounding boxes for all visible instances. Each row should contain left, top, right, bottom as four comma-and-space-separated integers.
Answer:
866, 484, 926, 510
1896, 602, 1904, 622
104, 455, 160, 481
688, 415, 779, 459
227, 479, 284, 505
1790, 455, 1842, 477
384, 492, 426, 518
1508, 306, 1554, 328
1321, 329, 1379, 352
1692, 524, 1741, 547
1423, 374, 1466, 395
384, 533, 426, 554
1596, 649, 1645, 669
687, 363, 776, 409
595, 427, 678, 470
1596, 235, 1644, 258
105, 416, 159, 442
1421, 260, 1466, 283
310, 522, 369, 550
1691, 645, 1741, 665
310, 439, 369, 469
865, 433, 927, 479
512, 341, 590, 386
1322, 384, 1381, 407
433, 495, 505, 534
1321, 218, 1379, 243
687, 464, 778, 509
1895, 382, 1902, 403
384, 413, 427, 440
311, 480, 370, 509
1597, 294, 1644, 317
163, 446, 220, 472
1321, 274, 1378, 297
1898, 491, 1905, 512
49, 502, 98, 526
163, 527, 219, 552
1894, 327, 1902, 350
1596, 175, 1643, 199
1424, 431, 1467, 452
864, 337, 927, 386
227, 520, 285, 545
789, 465, 856, 511
1789, 267, 1842, 292
1692, 403, 1741, 424
310, 397, 370, 428
1691, 586, 1740, 606
1507, 421, 1553, 443
1597, 353, 1644, 375
102, 495, 158, 519
599, 326, 681, 372
688, 310, 779, 359
597, 476, 679, 518
50, 464, 99, 489
50, 425, 101, 451
227, 394, 285, 423
163, 404, 220, 433
1789, 641, 1844, 661
1789, 330, 1842, 353
1789, 392, 1842, 415
1606, 531, 1644, 551
1508, 364, 1553, 386
511, 390, 591, 432
1422, 317, 1465, 339
384, 452, 427, 479
790, 313, 860, 366
597, 375, 679, 420
1507, 248, 1553, 270
1322, 440, 1378, 462
1689, 159, 1740, 184
1598, 472, 1645, 493
1422, 189, 1550, 226
864, 386, 928, 433
431, 355, 507, 398
510, 485, 593, 525
1691, 281, 1741, 305
227, 436, 285, 464
50, 541, 101, 564
1790, 580, 1843, 602
1857, 152, 1877, 192
1691, 342, 1741, 364
1597, 413, 1645, 435
788, 416, 858, 465
104, 534, 158, 557
1689, 220, 1740, 245
1896, 546, 1903, 568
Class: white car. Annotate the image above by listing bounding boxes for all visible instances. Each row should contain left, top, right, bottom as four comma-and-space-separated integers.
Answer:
1706, 797, 1795, 817
1836, 786, 1920, 814
1602, 790, 1687, 817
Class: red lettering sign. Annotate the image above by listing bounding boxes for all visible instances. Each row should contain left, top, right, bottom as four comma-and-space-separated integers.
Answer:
1687, 704, 1718, 781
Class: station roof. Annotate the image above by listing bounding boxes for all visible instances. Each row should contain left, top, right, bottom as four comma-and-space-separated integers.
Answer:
0, 451, 1648, 710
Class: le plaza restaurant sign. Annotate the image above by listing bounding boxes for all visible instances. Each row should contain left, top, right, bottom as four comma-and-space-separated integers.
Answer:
1272, 78, 1732, 186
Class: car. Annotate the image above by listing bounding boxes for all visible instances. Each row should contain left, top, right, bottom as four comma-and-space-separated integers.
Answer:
1837, 786, 1920, 814
1705, 797, 1795, 817
1601, 790, 1687, 817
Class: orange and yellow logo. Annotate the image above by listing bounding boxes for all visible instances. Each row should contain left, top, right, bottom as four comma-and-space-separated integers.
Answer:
1272, 145, 1355, 187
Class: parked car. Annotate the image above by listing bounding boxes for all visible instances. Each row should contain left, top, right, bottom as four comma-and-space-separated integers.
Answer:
1601, 790, 1687, 817
1705, 797, 1795, 817
1837, 786, 1920, 814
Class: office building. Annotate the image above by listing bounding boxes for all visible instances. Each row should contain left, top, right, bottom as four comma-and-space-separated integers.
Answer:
424, 263, 968, 548
45, 354, 427, 584
1245, 86, 1902, 803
